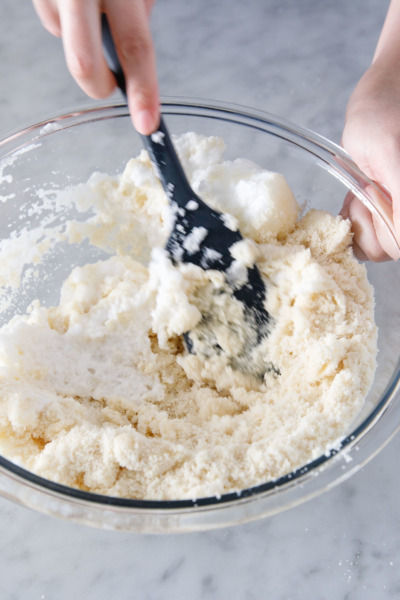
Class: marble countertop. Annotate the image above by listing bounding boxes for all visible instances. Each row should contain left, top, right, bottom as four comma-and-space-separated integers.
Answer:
1, 1, 400, 598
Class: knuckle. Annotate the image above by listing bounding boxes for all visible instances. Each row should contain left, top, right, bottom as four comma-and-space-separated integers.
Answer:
67, 51, 95, 82
131, 87, 155, 107
118, 33, 151, 62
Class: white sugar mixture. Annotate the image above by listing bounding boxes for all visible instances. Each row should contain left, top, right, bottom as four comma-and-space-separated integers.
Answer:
0, 133, 377, 500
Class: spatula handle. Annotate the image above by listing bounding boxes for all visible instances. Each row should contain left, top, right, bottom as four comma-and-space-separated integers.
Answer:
101, 15, 193, 203
101, 15, 126, 94
142, 118, 195, 202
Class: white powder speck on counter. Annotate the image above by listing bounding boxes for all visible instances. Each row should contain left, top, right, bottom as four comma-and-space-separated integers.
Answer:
0, 132, 377, 501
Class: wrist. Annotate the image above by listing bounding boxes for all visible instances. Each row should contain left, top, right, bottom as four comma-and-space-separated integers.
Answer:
346, 60, 400, 120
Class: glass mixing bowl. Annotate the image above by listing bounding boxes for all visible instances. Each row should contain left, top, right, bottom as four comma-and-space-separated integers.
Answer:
0, 99, 399, 533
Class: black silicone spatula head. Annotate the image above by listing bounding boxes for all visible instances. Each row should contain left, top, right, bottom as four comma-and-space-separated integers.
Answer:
102, 16, 272, 378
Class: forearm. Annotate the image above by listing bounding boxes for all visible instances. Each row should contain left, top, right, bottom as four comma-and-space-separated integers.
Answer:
373, 0, 400, 65
345, 0, 400, 120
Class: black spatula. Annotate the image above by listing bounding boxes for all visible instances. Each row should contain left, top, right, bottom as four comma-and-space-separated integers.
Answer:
102, 16, 272, 378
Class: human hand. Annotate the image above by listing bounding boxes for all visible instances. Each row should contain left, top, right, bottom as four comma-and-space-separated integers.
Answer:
341, 63, 400, 262
33, 0, 160, 135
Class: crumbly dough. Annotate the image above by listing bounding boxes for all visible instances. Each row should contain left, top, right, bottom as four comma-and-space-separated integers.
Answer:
0, 133, 377, 500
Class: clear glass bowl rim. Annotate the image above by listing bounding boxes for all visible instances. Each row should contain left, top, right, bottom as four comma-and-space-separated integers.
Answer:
0, 98, 399, 525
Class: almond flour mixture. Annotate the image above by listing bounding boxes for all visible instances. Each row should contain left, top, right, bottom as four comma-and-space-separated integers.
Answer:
0, 133, 377, 500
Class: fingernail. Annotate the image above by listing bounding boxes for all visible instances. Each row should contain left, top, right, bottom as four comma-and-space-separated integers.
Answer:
135, 110, 156, 135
